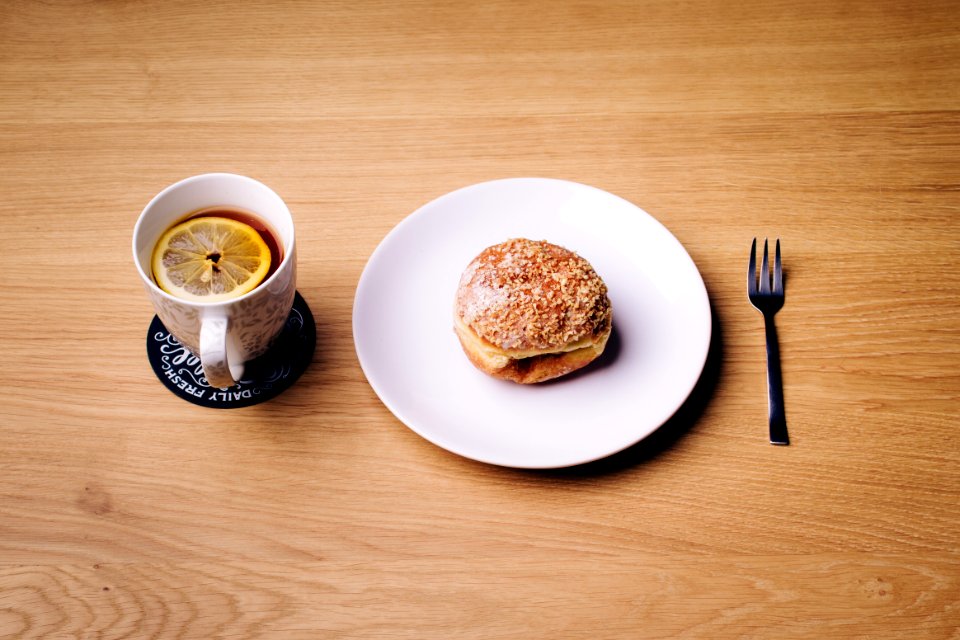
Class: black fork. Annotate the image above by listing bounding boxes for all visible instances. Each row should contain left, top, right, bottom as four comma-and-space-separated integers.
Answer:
747, 238, 789, 445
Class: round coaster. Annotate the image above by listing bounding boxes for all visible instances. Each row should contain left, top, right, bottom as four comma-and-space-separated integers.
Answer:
147, 292, 315, 408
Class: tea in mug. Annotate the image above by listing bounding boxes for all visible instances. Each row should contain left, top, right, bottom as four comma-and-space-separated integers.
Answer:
152, 206, 283, 302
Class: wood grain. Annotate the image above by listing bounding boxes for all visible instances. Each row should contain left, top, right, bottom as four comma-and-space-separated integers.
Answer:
1, 0, 959, 637
1, 555, 958, 639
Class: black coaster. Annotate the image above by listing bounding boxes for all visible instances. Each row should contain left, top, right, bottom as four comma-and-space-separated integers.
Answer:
147, 292, 315, 408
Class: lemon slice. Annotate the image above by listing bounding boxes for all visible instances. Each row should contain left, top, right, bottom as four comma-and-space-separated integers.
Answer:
152, 216, 271, 302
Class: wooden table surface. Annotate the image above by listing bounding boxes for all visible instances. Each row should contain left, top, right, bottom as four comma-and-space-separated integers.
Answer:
2, 1, 959, 637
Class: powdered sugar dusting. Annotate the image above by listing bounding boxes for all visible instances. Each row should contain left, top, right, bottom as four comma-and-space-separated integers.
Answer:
454, 238, 612, 351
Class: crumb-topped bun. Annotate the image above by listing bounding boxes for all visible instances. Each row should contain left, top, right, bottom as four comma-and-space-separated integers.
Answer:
454, 238, 612, 384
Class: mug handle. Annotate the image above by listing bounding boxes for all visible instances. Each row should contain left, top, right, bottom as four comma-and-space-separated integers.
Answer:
199, 315, 242, 388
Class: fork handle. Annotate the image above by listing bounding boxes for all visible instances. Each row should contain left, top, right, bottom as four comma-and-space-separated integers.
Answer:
764, 314, 789, 445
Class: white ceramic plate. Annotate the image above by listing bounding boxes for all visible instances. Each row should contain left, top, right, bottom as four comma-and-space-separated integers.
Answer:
353, 178, 711, 468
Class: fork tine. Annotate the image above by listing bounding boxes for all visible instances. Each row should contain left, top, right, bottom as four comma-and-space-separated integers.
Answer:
747, 238, 757, 294
759, 238, 771, 294
773, 239, 783, 294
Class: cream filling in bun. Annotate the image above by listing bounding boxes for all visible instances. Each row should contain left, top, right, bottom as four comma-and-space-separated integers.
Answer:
454, 315, 607, 370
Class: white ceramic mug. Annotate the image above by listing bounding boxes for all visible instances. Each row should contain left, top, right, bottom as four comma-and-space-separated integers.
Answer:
133, 173, 297, 389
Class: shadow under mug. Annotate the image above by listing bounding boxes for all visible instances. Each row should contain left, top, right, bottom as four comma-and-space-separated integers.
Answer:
133, 173, 297, 389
